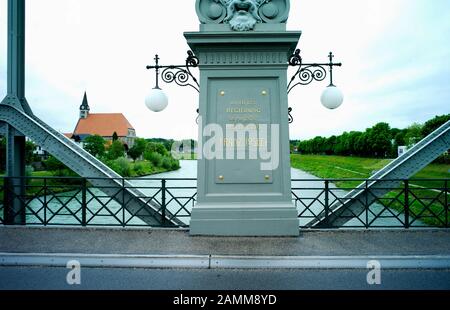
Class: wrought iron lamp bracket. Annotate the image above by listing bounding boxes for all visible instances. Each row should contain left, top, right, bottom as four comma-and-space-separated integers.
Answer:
287, 49, 342, 123
146, 50, 341, 124
146, 50, 200, 93
288, 49, 342, 93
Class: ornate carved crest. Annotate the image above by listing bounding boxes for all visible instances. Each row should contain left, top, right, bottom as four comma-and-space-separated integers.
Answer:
196, 0, 290, 31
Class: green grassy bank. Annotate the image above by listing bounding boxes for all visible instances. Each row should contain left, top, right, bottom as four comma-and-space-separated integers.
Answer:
291, 154, 449, 226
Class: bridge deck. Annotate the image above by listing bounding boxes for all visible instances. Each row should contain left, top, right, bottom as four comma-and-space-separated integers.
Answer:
1, 227, 449, 257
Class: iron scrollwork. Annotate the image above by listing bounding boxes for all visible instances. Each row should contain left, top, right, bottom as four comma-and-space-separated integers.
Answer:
288, 48, 302, 66
287, 49, 342, 94
288, 107, 293, 124
146, 50, 200, 93
287, 49, 342, 124
146, 49, 342, 124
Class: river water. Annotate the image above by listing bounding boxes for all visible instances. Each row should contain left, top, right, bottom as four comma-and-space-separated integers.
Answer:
22, 160, 417, 228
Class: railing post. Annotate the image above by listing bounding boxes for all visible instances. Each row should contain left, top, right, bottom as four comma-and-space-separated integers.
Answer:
404, 180, 410, 229
365, 180, 369, 229
81, 178, 87, 227
122, 178, 126, 227
161, 179, 166, 226
43, 178, 47, 226
445, 179, 448, 228
3, 177, 10, 224
324, 180, 330, 228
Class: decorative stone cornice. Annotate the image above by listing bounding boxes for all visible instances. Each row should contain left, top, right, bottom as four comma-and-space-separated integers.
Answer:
197, 50, 288, 65
185, 31, 301, 66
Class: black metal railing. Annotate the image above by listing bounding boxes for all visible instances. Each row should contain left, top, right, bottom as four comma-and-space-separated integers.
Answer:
292, 178, 448, 229
0, 176, 448, 229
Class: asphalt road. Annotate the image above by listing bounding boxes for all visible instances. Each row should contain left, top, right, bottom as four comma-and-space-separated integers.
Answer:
1, 267, 450, 290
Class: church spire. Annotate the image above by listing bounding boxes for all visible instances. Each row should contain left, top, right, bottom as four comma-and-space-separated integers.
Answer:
79, 92, 90, 119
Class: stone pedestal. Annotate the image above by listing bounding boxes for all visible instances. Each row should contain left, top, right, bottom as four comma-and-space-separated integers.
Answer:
185, 31, 301, 236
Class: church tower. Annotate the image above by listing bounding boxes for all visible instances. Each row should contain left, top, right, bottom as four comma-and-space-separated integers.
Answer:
79, 92, 90, 119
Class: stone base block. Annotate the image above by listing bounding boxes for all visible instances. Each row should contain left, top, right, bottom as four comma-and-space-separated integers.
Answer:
190, 203, 299, 237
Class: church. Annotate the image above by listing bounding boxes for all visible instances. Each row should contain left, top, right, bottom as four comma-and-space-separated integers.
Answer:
68, 92, 137, 149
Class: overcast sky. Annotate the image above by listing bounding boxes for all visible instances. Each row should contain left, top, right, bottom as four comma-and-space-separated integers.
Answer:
0, 0, 449, 140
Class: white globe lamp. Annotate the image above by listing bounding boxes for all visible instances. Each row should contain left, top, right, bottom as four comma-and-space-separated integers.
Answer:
145, 88, 168, 112
321, 85, 344, 110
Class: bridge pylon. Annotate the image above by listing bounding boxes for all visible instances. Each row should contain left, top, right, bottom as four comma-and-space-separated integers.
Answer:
1, 0, 30, 224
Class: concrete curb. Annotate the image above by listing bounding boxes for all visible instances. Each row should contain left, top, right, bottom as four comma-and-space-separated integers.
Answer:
1, 253, 450, 270
0, 253, 210, 269
210, 255, 450, 269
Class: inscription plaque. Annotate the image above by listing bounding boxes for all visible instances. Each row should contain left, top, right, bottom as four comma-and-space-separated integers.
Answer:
213, 78, 274, 184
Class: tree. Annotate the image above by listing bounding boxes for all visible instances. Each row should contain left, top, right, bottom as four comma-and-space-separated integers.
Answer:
404, 123, 423, 147
112, 132, 119, 142
44, 156, 67, 173
346, 132, 363, 156
108, 140, 125, 160
109, 157, 132, 177
128, 146, 142, 162
325, 136, 337, 155
146, 142, 168, 156
387, 129, 405, 158
393, 130, 407, 146
84, 135, 106, 158
421, 114, 450, 164
25, 141, 39, 164
290, 140, 300, 153
390, 128, 401, 140
334, 133, 348, 155
145, 151, 163, 167
421, 114, 450, 137
366, 123, 392, 158
127, 138, 147, 162
134, 138, 147, 154
147, 138, 175, 152
355, 133, 369, 157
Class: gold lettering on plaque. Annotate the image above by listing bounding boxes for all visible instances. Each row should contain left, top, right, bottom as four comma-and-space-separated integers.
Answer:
225, 97, 265, 123
230, 99, 257, 105
226, 107, 261, 113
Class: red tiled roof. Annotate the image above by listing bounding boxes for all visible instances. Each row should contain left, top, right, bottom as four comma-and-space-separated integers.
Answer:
74, 113, 134, 137
63, 133, 73, 139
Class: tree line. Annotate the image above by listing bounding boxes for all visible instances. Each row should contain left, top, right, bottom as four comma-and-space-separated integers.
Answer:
0, 135, 180, 177
295, 114, 450, 161
52, 135, 180, 177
